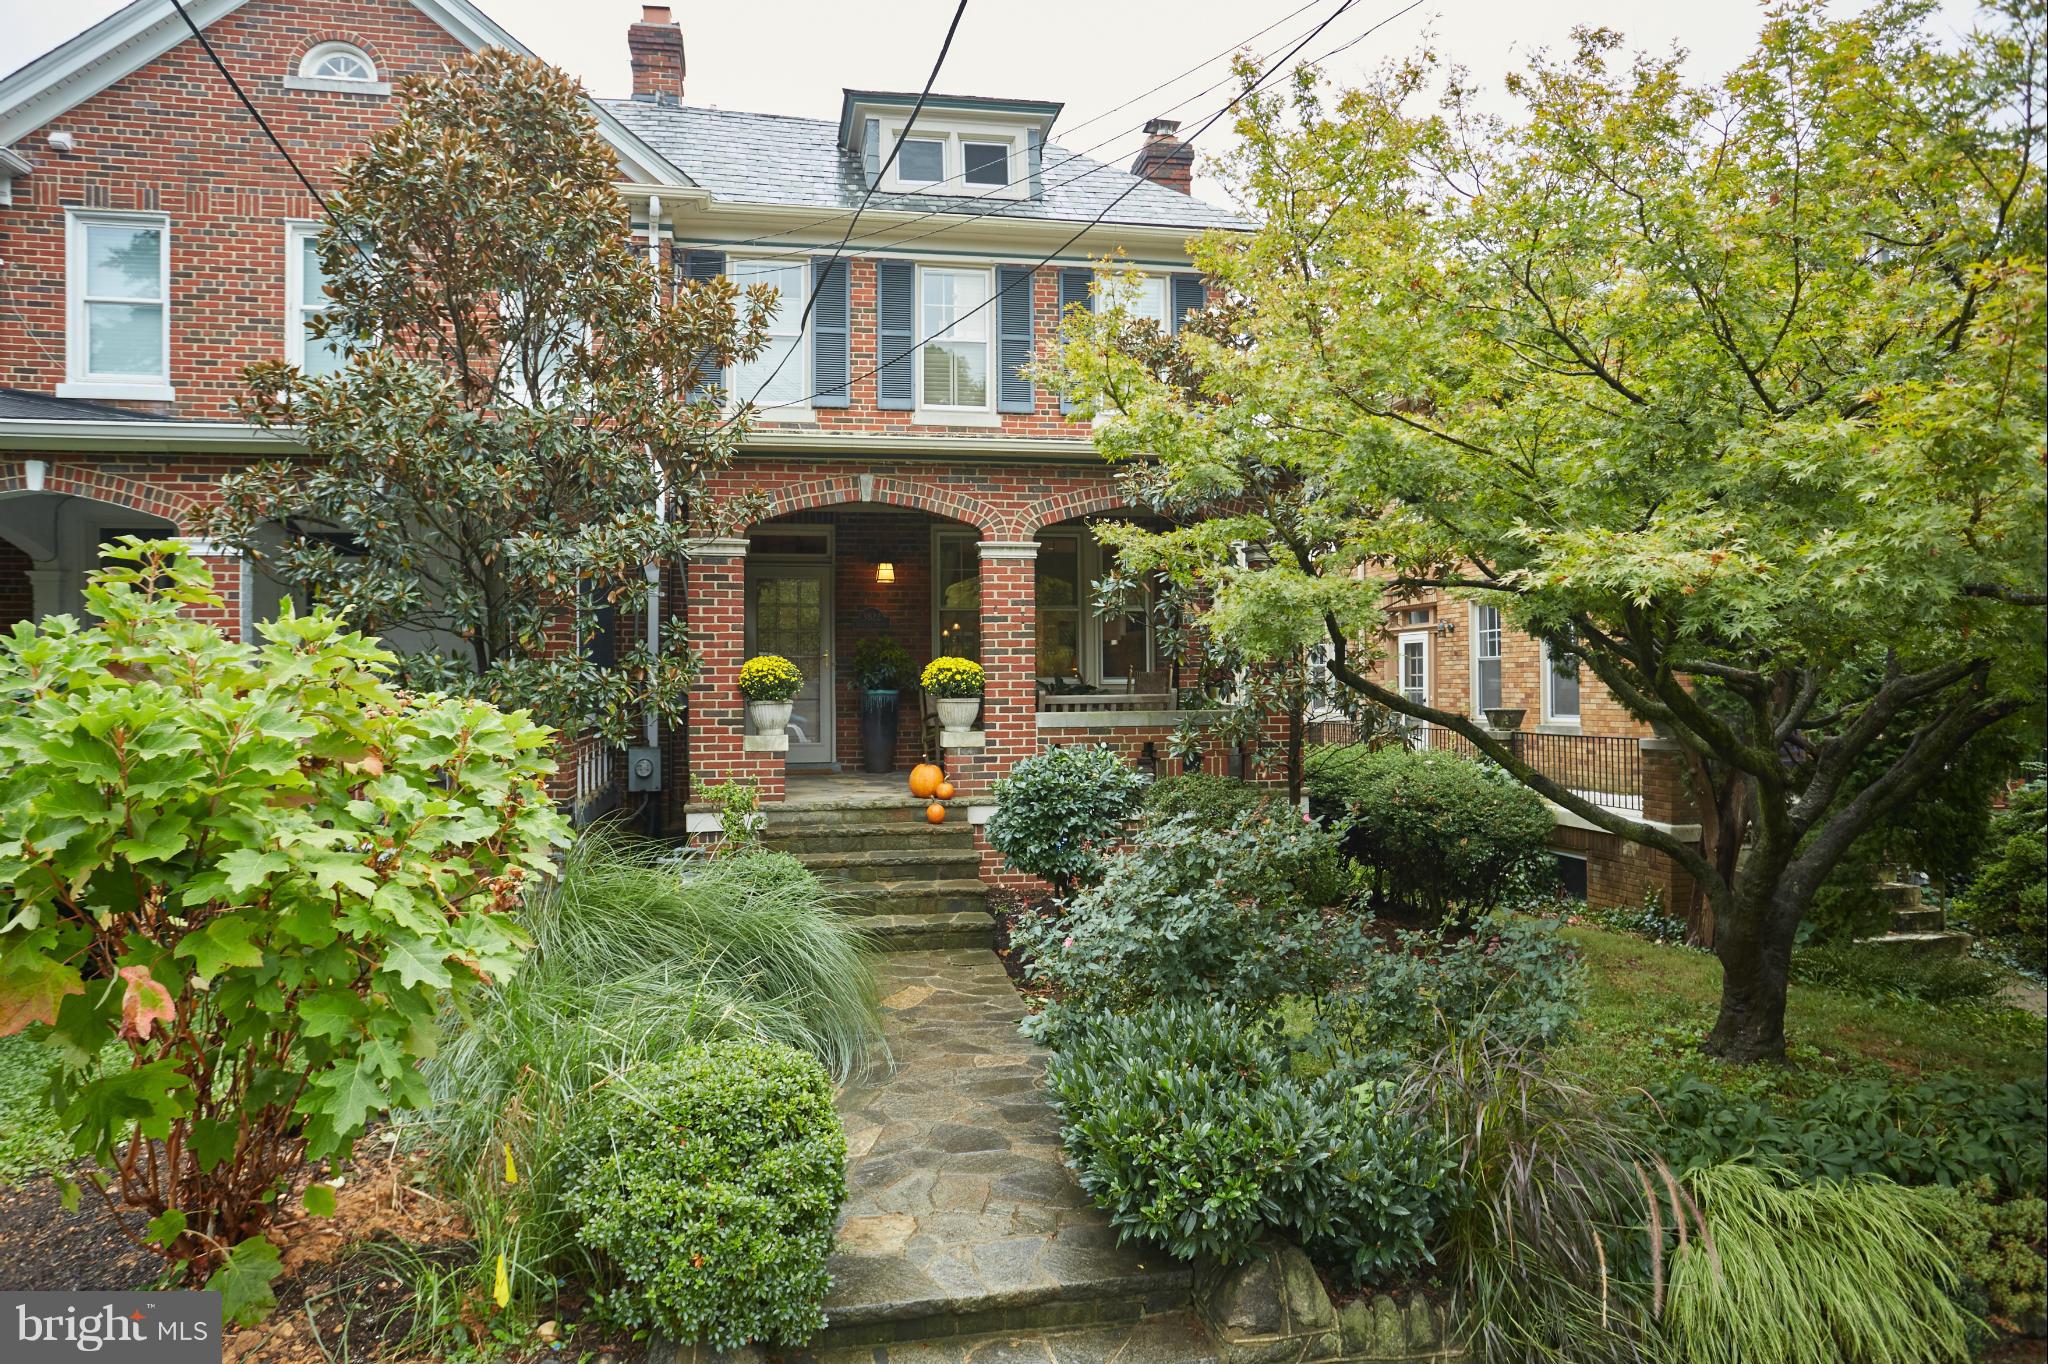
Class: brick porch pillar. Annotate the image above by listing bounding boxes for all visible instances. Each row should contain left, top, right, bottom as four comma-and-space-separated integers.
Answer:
1631, 736, 1704, 911
945, 539, 1039, 799
682, 537, 785, 805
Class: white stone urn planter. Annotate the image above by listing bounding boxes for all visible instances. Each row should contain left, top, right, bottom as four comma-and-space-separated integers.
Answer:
935, 697, 981, 730
749, 699, 794, 736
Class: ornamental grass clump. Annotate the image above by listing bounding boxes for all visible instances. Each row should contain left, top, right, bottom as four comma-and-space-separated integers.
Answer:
0, 542, 569, 1319
737, 654, 804, 701
563, 1039, 847, 1349
919, 655, 984, 697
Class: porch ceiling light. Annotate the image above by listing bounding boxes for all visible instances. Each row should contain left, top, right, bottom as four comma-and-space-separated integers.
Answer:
875, 562, 896, 584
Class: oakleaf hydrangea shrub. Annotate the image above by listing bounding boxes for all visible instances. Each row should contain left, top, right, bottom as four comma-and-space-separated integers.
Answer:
1305, 744, 1555, 927
564, 1039, 846, 1349
986, 744, 1149, 898
1015, 813, 1365, 1033
0, 542, 567, 1317
1043, 998, 1449, 1277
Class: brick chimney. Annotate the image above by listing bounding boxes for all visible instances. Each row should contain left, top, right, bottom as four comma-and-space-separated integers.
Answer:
628, 5, 686, 105
1129, 118, 1193, 195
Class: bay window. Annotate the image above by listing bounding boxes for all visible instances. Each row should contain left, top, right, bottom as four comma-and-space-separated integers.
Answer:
728, 257, 808, 407
918, 266, 990, 409
64, 210, 171, 399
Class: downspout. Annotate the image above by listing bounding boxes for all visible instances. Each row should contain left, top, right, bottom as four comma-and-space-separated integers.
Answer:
645, 194, 666, 753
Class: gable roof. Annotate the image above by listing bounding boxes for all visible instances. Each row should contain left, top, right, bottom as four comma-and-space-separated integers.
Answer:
0, 0, 696, 189
600, 101, 1244, 234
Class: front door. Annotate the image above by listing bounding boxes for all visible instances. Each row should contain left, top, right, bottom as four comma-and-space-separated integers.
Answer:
747, 561, 834, 766
1396, 631, 1430, 749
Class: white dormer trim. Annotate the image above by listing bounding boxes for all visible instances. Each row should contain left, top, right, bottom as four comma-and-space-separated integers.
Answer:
877, 114, 1028, 201
0, 0, 699, 191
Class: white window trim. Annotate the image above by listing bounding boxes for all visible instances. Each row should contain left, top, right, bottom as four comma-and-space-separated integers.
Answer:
1470, 602, 1504, 719
1092, 270, 1171, 328
726, 255, 811, 417
878, 118, 1027, 200
915, 264, 994, 413
59, 208, 175, 402
1540, 637, 1583, 727
284, 221, 333, 373
286, 42, 390, 95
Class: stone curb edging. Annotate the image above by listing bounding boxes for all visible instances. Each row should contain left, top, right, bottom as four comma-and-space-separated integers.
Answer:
1195, 1241, 1463, 1364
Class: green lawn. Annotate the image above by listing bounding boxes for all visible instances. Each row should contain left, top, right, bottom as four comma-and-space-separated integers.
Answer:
1557, 925, 2047, 1101
0, 1032, 69, 1187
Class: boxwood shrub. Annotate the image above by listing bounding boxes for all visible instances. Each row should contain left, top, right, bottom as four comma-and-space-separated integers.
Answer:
563, 1039, 846, 1349
1306, 744, 1555, 927
1043, 998, 1450, 1279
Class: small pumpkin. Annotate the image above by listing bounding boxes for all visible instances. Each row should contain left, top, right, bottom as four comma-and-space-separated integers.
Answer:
933, 780, 956, 801
926, 801, 947, 824
908, 762, 944, 798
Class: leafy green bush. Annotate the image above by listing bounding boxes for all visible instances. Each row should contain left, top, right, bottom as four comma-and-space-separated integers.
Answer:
1140, 772, 1276, 827
1014, 814, 1361, 1030
1788, 941, 2004, 1004
848, 637, 911, 692
1627, 1071, 2047, 1197
1665, 1163, 1975, 1364
1403, 1029, 1676, 1364
986, 744, 1149, 897
563, 1039, 846, 1349
1579, 889, 1693, 946
1954, 781, 2046, 971
1920, 1178, 2047, 1331
0, 543, 567, 1313
1305, 745, 1554, 927
1044, 999, 1449, 1279
425, 833, 880, 1309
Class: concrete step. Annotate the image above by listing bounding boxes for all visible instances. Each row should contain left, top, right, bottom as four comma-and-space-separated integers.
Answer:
1892, 906, 1947, 934
1854, 930, 1973, 958
832, 878, 990, 918
767, 823, 976, 855
801, 848, 984, 883
859, 912, 997, 952
789, 1309, 1218, 1364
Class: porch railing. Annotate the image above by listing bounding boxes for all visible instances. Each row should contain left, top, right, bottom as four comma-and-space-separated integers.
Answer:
1317, 720, 1644, 814
1038, 691, 1177, 714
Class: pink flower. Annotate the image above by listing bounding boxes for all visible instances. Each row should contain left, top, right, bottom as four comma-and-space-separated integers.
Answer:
1063, 936, 1075, 949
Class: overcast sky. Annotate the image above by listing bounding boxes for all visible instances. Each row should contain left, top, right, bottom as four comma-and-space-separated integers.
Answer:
8, 0, 1986, 204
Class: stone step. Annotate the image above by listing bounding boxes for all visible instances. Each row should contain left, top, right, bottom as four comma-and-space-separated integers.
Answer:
859, 912, 997, 952
812, 1255, 1195, 1351
1892, 906, 1947, 933
767, 824, 976, 855
788, 1309, 1218, 1364
1876, 880, 1926, 911
764, 801, 949, 829
1854, 930, 1973, 958
832, 878, 990, 918
801, 848, 984, 883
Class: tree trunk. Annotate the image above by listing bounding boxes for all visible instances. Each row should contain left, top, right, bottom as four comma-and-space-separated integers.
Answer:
1704, 874, 1796, 1063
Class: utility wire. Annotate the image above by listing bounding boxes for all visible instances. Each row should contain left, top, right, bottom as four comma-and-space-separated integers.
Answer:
728, 0, 972, 410
732, 0, 1426, 420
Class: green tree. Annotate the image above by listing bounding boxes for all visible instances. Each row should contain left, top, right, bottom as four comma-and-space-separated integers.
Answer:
196, 50, 773, 745
0, 543, 567, 1312
1054, 1, 2046, 1061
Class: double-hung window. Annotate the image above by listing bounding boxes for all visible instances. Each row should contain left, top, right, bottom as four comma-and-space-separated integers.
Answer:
1034, 526, 1160, 684
728, 257, 808, 407
918, 266, 990, 410
1543, 635, 1582, 724
1472, 604, 1504, 713
286, 224, 344, 377
1094, 271, 1171, 328
64, 211, 171, 399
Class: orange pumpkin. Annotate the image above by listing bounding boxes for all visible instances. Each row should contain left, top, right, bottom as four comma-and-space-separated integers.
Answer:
926, 801, 947, 824
908, 762, 944, 798
934, 780, 956, 801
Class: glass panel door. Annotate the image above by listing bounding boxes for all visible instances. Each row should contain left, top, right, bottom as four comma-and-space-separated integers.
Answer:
747, 563, 833, 766
1397, 631, 1429, 749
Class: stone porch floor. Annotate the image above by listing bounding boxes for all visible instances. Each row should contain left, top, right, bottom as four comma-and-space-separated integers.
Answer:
808, 949, 1196, 1354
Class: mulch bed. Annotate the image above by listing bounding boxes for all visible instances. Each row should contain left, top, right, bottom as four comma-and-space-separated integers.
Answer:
0, 1133, 643, 1364
989, 889, 1055, 998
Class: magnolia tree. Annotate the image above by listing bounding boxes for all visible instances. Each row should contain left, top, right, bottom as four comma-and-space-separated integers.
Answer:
1055, 1, 2046, 1062
196, 50, 773, 745
0, 544, 569, 1317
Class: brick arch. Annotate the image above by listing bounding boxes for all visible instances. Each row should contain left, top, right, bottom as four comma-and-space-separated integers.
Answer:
293, 32, 389, 75
0, 467, 194, 528
1021, 486, 1144, 537
746, 475, 1000, 536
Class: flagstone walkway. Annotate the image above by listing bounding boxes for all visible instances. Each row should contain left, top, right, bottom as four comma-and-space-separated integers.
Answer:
807, 948, 1201, 1358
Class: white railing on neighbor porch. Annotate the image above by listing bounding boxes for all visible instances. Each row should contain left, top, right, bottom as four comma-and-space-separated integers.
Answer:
574, 740, 617, 817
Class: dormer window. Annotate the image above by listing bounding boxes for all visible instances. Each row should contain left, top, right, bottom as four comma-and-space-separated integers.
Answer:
963, 141, 1009, 187
898, 138, 945, 184
842, 91, 1058, 202
289, 42, 389, 94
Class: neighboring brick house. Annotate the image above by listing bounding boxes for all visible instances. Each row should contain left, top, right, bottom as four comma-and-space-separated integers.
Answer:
0, 0, 1256, 854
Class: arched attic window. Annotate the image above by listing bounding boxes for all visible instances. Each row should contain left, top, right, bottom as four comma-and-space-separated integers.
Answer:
289, 43, 387, 93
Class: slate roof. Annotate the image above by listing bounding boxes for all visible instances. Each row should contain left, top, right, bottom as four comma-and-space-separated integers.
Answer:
598, 101, 1246, 234
0, 387, 175, 421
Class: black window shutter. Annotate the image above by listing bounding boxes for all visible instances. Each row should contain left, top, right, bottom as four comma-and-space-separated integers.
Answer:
810, 255, 850, 407
683, 250, 726, 400
996, 265, 1035, 413
1171, 274, 1207, 333
875, 258, 915, 410
1058, 267, 1093, 414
